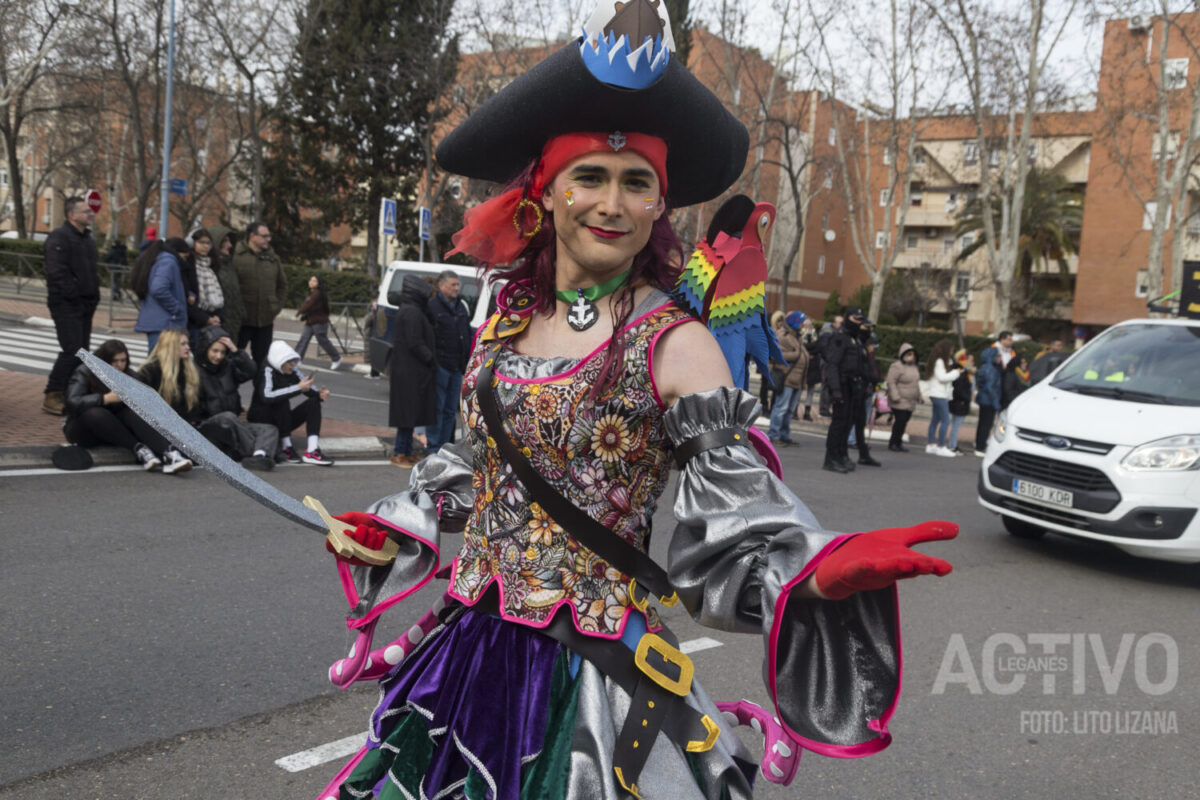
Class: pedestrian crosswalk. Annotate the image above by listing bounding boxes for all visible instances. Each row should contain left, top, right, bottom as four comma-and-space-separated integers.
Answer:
0, 323, 151, 375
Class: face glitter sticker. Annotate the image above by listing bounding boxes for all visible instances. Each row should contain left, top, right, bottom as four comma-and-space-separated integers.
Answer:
644, 197, 656, 210
565, 189, 575, 206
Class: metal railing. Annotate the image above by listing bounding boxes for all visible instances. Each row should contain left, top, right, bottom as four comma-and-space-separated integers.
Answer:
0, 251, 140, 328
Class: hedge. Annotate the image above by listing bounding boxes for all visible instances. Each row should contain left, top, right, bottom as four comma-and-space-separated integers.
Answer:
281, 263, 377, 309
868, 324, 1060, 369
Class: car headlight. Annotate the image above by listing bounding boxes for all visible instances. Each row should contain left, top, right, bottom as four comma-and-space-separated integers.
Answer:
1121, 435, 1200, 471
993, 411, 1008, 443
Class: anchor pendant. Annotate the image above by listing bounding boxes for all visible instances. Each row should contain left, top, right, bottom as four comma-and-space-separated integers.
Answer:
567, 293, 598, 331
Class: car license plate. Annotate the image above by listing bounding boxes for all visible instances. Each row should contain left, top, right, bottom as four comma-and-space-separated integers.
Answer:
1012, 479, 1074, 508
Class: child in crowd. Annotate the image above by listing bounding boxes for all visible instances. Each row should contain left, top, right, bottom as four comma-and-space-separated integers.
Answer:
248, 340, 334, 465
194, 325, 279, 471
947, 349, 975, 455
135, 328, 198, 474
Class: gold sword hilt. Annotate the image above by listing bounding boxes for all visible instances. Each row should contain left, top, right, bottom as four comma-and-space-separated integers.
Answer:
303, 496, 399, 566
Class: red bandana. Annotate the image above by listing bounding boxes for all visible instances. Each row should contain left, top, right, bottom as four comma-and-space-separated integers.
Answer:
446, 132, 668, 265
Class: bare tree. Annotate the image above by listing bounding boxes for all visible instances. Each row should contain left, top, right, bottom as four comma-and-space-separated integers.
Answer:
926, 0, 1080, 331
807, 0, 949, 323
0, 0, 89, 237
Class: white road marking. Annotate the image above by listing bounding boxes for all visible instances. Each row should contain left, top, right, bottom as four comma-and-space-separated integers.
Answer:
679, 637, 724, 654
273, 636, 726, 772
275, 732, 366, 773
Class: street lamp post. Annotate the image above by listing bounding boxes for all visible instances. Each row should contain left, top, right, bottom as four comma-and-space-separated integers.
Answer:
157, 0, 175, 236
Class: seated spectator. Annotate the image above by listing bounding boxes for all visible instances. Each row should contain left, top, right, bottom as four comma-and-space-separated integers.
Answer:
248, 340, 334, 465
63, 339, 171, 471
134, 328, 197, 474
194, 325, 278, 471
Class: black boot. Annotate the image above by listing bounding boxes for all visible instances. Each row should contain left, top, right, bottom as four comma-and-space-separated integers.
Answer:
858, 452, 882, 467
803, 406, 813, 421
823, 458, 850, 473
839, 456, 857, 471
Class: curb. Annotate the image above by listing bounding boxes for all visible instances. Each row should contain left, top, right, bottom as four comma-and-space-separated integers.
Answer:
0, 435, 392, 471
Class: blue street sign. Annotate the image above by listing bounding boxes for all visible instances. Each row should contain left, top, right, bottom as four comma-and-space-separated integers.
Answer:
419, 207, 431, 241
381, 198, 397, 235
169, 178, 187, 195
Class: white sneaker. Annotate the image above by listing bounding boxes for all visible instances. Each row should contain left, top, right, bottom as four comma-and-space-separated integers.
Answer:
936, 446, 956, 457
162, 448, 193, 474
925, 443, 937, 454
134, 443, 162, 471
330, 359, 342, 370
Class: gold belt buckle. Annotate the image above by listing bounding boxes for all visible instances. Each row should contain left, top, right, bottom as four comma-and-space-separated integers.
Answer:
634, 633, 694, 697
628, 578, 680, 614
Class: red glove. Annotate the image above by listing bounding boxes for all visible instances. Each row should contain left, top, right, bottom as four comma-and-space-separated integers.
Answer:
325, 512, 390, 566
814, 521, 957, 600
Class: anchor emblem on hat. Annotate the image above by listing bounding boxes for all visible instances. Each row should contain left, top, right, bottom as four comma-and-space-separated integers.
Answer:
608, 131, 627, 151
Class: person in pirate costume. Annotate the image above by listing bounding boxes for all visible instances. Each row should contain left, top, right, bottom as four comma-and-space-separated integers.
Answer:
317, 3, 957, 798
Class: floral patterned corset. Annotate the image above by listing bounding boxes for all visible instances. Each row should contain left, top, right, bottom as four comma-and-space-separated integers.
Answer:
450, 301, 694, 636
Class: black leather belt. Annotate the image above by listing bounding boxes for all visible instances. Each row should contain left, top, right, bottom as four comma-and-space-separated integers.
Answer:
470, 587, 719, 798
672, 427, 749, 467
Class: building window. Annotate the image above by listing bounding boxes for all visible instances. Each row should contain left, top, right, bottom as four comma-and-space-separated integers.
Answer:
875, 230, 887, 249
959, 233, 973, 253
1027, 143, 1038, 165
963, 141, 979, 165
1143, 201, 1172, 229
824, 172, 833, 189
0, 168, 6, 187
988, 148, 1002, 168
817, 255, 826, 274
837, 259, 844, 277
883, 146, 893, 165
1165, 58, 1189, 90
828, 126, 836, 146
880, 188, 890, 206
943, 237, 955, 254
910, 190, 923, 207
913, 147, 926, 165
1135, 269, 1150, 298
821, 212, 829, 231
1152, 131, 1180, 160
906, 234, 919, 249
955, 273, 972, 296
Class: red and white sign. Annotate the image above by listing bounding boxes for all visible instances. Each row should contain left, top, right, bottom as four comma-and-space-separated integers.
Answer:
84, 189, 102, 213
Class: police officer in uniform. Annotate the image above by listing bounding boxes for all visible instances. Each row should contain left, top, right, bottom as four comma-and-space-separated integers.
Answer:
822, 307, 882, 472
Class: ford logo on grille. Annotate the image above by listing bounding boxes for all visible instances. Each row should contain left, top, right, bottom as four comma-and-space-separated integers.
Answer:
1044, 435, 1071, 449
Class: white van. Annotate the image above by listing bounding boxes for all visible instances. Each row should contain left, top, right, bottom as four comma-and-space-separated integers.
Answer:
977, 317, 1200, 563
367, 260, 503, 374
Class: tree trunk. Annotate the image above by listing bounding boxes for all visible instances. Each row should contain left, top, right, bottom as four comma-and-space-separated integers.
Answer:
868, 268, 885, 322
991, 276, 1012, 332
249, 79, 262, 220
364, 183, 381, 277
3, 121, 27, 237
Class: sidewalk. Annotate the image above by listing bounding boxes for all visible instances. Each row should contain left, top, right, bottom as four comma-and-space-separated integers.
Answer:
0, 279, 391, 469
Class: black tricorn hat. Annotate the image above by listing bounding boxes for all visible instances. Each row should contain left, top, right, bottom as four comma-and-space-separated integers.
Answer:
436, 40, 749, 208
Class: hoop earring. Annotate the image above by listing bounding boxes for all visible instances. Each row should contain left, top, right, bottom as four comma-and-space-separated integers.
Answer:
512, 198, 544, 239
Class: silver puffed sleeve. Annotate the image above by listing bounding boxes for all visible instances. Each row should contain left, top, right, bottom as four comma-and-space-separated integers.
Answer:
340, 439, 477, 627
665, 387, 901, 755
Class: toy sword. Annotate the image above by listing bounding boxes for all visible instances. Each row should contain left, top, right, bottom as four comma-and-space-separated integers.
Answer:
78, 348, 398, 565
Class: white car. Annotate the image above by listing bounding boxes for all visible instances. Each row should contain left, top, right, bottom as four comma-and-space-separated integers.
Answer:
977, 318, 1200, 563
366, 261, 503, 374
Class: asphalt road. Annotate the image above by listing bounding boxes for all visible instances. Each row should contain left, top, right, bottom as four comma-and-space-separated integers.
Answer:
1, 437, 1196, 800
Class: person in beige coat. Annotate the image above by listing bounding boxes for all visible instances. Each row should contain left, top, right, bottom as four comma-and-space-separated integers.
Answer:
885, 342, 921, 452
768, 311, 810, 444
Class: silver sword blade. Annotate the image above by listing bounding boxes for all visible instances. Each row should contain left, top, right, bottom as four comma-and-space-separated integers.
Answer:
78, 348, 326, 533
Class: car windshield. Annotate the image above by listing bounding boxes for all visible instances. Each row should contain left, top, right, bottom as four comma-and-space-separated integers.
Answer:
386, 270, 481, 317
1050, 323, 1200, 406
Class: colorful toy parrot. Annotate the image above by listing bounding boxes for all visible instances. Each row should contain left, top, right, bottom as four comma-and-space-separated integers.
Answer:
672, 194, 784, 390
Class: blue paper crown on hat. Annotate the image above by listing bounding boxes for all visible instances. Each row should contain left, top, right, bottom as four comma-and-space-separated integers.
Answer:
579, 0, 674, 90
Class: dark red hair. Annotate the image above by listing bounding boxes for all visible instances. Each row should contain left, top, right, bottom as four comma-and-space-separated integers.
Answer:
478, 160, 685, 397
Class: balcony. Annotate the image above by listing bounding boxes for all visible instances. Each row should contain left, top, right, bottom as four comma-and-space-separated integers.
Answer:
898, 207, 956, 227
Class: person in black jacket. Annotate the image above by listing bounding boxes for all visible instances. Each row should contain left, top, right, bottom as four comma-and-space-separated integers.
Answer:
947, 349, 975, 455
248, 340, 333, 465
180, 230, 224, 344
194, 325, 277, 470
425, 270, 473, 453
389, 275, 439, 467
63, 339, 170, 470
42, 196, 100, 416
822, 308, 880, 472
